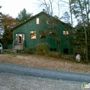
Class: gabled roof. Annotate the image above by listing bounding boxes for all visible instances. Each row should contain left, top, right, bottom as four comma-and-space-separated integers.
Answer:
11, 11, 72, 31
11, 11, 45, 31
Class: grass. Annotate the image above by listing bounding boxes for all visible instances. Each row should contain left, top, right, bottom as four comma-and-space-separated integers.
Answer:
0, 53, 90, 74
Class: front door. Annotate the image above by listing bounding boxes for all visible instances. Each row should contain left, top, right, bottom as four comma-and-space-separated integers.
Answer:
16, 34, 25, 44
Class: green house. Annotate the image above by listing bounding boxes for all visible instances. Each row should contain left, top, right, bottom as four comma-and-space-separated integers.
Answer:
12, 11, 73, 55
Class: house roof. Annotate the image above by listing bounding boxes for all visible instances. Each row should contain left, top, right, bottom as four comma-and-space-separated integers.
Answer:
11, 11, 72, 31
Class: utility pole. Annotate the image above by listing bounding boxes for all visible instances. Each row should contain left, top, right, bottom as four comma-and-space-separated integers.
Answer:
0, 6, 4, 39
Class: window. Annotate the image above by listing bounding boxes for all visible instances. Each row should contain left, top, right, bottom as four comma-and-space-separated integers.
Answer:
63, 31, 69, 35
40, 30, 46, 38
63, 48, 68, 54
36, 18, 39, 24
49, 30, 56, 34
50, 48, 56, 51
30, 31, 36, 39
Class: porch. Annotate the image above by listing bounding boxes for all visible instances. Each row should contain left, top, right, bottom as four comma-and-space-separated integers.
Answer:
13, 34, 25, 50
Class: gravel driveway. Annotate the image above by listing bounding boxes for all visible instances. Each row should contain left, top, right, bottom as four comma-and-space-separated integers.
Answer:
0, 73, 84, 90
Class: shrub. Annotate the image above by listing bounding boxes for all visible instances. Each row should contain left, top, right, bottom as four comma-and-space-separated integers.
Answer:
35, 42, 49, 55
47, 51, 61, 58
23, 47, 36, 54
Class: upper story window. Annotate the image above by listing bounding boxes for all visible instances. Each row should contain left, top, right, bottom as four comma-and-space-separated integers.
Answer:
63, 31, 69, 35
36, 18, 39, 24
30, 31, 36, 39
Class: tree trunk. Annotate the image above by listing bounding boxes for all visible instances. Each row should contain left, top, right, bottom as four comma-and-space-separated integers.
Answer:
77, 0, 89, 61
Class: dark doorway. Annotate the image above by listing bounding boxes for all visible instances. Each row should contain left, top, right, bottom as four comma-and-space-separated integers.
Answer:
19, 36, 22, 43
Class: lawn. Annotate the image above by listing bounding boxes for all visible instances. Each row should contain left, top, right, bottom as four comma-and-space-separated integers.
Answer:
0, 54, 90, 74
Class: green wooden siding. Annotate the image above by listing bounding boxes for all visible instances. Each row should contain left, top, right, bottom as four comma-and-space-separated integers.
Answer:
13, 12, 73, 54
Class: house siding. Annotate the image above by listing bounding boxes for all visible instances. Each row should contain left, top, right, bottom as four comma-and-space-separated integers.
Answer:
12, 12, 73, 55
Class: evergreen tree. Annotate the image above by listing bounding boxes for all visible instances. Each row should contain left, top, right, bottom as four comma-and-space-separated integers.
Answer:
16, 8, 33, 24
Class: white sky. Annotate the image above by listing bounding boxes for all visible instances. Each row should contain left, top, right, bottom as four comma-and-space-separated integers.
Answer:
0, 0, 42, 18
0, 0, 69, 18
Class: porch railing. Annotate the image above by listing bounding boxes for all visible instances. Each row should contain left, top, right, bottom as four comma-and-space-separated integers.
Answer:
12, 39, 25, 50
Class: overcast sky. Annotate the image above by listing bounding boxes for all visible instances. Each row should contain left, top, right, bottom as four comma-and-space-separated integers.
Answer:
0, 0, 69, 18
0, 0, 43, 18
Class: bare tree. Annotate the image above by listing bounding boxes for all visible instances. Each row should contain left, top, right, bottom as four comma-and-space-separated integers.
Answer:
69, 0, 90, 61
38, 0, 62, 54
38, 0, 73, 55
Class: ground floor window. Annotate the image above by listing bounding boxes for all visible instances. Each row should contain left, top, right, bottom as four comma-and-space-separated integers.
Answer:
40, 30, 46, 38
63, 48, 68, 54
30, 31, 36, 39
50, 48, 56, 51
